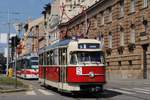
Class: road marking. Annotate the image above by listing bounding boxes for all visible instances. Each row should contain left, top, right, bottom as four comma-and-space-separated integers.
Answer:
121, 88, 150, 94
106, 88, 135, 95
38, 89, 54, 95
120, 88, 133, 91
133, 88, 150, 92
144, 87, 150, 90
134, 90, 150, 94
26, 91, 36, 95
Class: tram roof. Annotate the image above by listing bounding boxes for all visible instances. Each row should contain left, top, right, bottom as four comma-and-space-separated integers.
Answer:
38, 39, 101, 54
38, 39, 72, 54
46, 39, 72, 50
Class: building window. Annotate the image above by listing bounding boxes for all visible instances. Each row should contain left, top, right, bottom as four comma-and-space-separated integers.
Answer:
120, 27, 124, 46
98, 33, 104, 47
81, 0, 85, 2
130, 0, 135, 12
94, 16, 98, 28
143, 20, 148, 33
66, 0, 71, 2
120, 0, 124, 17
108, 32, 112, 48
108, 7, 112, 22
101, 12, 104, 25
143, 0, 148, 8
128, 60, 132, 65
130, 24, 136, 43
118, 61, 122, 66
107, 62, 110, 66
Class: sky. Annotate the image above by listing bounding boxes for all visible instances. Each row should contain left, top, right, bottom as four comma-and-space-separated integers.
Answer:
0, 0, 51, 54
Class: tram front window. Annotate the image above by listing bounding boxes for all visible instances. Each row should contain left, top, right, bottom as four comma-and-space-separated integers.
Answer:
76, 51, 104, 64
31, 62, 39, 69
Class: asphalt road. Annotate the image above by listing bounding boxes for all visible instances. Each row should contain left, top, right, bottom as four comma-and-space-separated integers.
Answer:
0, 79, 150, 100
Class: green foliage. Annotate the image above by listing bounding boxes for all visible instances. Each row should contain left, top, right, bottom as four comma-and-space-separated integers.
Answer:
0, 76, 23, 86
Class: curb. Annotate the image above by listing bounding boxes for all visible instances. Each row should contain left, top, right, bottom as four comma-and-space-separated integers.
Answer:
0, 88, 29, 93
0, 85, 33, 93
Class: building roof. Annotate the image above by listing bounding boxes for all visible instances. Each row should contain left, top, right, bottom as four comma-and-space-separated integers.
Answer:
58, 0, 105, 28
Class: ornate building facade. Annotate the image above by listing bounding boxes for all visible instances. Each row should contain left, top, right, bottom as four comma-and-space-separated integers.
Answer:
23, 16, 45, 55
59, 0, 150, 79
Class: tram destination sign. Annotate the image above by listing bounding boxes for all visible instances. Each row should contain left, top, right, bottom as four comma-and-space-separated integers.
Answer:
78, 43, 100, 49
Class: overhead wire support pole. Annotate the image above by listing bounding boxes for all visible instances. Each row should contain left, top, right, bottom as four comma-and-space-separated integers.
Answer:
5, 9, 21, 77
6, 9, 10, 76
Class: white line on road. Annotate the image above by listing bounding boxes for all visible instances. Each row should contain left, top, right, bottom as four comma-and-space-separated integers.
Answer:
120, 88, 133, 91
106, 88, 135, 95
38, 89, 54, 95
144, 87, 150, 90
26, 91, 36, 95
133, 88, 150, 92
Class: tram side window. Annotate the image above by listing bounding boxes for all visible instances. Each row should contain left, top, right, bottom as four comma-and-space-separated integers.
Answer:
43, 52, 47, 65
70, 54, 77, 65
49, 51, 53, 65
47, 51, 50, 65
59, 48, 67, 65
39, 54, 42, 65
53, 49, 59, 65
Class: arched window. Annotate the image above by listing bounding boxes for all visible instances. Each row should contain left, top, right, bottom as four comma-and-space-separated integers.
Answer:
130, 0, 135, 12
101, 12, 104, 25
98, 33, 104, 48
143, 0, 148, 8
120, 27, 124, 46
130, 24, 135, 43
108, 32, 112, 48
120, 0, 124, 17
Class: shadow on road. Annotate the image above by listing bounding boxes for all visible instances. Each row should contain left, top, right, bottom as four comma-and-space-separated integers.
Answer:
41, 85, 122, 99
59, 90, 122, 99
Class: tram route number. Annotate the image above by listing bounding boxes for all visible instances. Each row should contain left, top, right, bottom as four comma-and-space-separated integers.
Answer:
76, 67, 82, 75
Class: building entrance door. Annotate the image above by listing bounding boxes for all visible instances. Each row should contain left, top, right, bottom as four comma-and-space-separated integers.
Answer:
142, 44, 149, 79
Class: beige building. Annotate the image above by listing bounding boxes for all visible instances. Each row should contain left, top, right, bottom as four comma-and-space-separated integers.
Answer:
22, 16, 45, 55
58, 0, 150, 79
41, 0, 101, 42
59, 0, 100, 23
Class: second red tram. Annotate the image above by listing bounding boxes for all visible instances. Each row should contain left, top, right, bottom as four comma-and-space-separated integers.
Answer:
39, 39, 106, 93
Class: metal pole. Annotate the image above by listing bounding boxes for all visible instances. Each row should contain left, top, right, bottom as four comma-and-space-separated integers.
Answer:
6, 9, 10, 76
14, 46, 17, 88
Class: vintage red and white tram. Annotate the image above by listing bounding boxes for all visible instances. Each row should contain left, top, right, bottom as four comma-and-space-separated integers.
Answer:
39, 39, 106, 93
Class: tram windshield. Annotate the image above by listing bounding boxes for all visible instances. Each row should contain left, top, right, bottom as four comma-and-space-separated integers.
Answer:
77, 51, 104, 64
70, 51, 105, 65
31, 62, 38, 65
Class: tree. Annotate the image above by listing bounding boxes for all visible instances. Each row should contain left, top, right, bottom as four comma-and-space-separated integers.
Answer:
0, 53, 6, 73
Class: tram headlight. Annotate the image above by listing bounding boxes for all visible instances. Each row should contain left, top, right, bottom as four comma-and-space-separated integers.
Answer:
89, 72, 95, 78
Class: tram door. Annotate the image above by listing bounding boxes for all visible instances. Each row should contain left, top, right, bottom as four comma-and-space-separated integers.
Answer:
43, 53, 46, 86
59, 48, 67, 90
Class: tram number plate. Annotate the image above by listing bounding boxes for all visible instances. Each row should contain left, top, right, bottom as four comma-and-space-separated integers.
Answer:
76, 67, 82, 75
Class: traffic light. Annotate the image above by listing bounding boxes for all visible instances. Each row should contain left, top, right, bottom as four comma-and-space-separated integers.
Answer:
15, 36, 20, 47
10, 36, 21, 48
10, 37, 15, 48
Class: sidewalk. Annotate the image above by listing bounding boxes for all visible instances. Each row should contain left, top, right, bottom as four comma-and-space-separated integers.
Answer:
105, 79, 150, 88
0, 75, 31, 93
